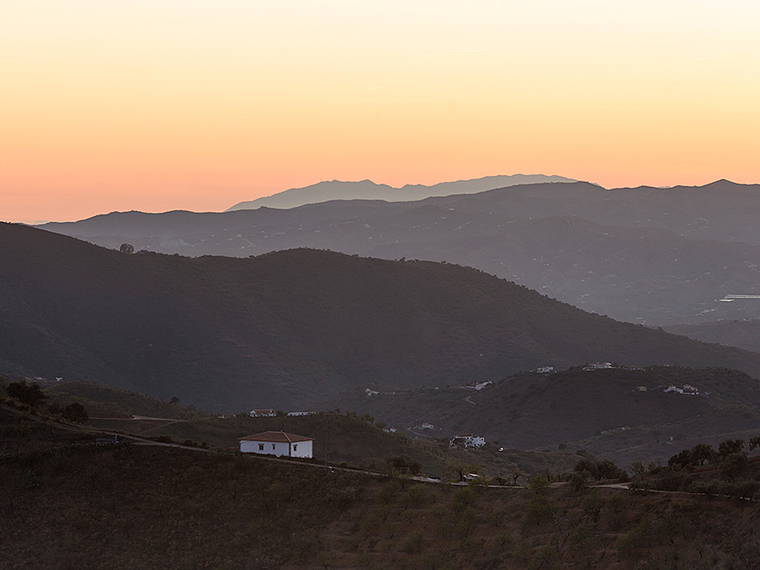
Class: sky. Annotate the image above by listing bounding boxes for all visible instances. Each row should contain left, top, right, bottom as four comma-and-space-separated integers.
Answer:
2, 0, 760, 223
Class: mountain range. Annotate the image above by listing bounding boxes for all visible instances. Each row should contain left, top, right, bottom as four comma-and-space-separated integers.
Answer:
226, 174, 576, 210
40, 179, 760, 324
5, 222, 760, 412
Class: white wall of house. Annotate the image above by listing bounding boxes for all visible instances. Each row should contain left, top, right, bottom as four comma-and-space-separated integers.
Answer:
290, 440, 312, 458
239, 439, 313, 458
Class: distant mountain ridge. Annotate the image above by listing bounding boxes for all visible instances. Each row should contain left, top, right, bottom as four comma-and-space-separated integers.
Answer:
5, 223, 760, 411
226, 174, 577, 210
39, 179, 760, 324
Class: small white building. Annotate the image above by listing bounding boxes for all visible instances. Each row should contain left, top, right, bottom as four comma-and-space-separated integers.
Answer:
583, 362, 614, 371
287, 411, 315, 417
449, 435, 486, 449
239, 431, 313, 458
249, 409, 277, 418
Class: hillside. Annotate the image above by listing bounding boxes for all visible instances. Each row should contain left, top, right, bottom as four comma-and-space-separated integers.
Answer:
2, 406, 760, 569
7, 224, 760, 411
45, 381, 203, 420
666, 320, 760, 354
226, 174, 575, 210
40, 180, 760, 324
323, 366, 760, 467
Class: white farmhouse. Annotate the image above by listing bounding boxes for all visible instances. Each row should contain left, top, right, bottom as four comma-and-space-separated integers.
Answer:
239, 431, 313, 458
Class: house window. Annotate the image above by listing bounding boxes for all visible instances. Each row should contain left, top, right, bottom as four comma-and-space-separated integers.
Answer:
293, 444, 298, 451
272, 444, 275, 450
258, 444, 264, 451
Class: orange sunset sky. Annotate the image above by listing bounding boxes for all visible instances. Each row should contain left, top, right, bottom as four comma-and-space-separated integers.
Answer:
2, 0, 760, 223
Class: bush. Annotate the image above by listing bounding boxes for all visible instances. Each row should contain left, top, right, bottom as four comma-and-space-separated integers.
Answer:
720, 453, 749, 480
62, 403, 88, 423
575, 459, 627, 481
7, 382, 47, 408
569, 472, 588, 493
524, 496, 555, 527
528, 474, 549, 493
452, 487, 477, 509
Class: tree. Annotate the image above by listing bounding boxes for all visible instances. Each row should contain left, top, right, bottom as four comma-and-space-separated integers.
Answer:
690, 443, 718, 466
749, 435, 760, 451
575, 458, 627, 480
719, 439, 745, 457
119, 243, 135, 254
720, 453, 749, 480
7, 382, 47, 408
668, 449, 693, 470
62, 402, 88, 423
511, 470, 522, 486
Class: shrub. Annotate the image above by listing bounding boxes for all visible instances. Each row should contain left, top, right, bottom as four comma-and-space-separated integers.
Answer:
524, 496, 556, 528
569, 472, 588, 493
720, 453, 749, 480
7, 382, 47, 408
528, 474, 549, 493
62, 403, 88, 423
575, 458, 627, 480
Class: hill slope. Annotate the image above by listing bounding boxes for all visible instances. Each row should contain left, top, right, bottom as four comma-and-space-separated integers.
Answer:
665, 320, 760, 354
3, 406, 760, 569
41, 180, 760, 324
324, 366, 760, 466
5, 223, 760, 411
226, 174, 575, 210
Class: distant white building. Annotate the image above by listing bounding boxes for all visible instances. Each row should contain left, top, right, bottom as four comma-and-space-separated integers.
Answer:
449, 435, 486, 449
663, 384, 700, 396
286, 411, 315, 417
239, 431, 313, 458
249, 409, 276, 418
583, 362, 614, 371
465, 380, 493, 391
535, 366, 556, 374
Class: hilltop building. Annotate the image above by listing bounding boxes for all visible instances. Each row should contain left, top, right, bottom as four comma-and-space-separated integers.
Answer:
239, 431, 313, 458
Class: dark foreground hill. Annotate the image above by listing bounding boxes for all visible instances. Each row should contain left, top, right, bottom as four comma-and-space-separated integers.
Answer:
5, 223, 760, 411
2, 407, 760, 569
324, 366, 760, 467
41, 179, 760, 324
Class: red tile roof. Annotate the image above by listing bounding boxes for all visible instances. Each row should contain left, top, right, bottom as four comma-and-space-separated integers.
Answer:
239, 431, 312, 443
